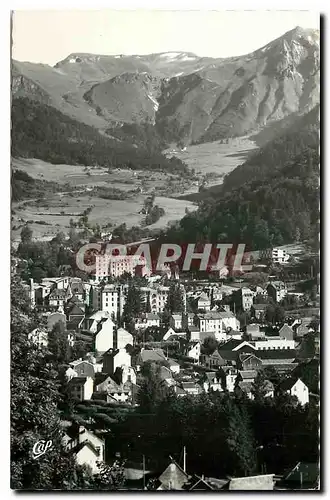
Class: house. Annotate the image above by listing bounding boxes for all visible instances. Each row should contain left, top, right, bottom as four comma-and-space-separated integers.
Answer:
197, 292, 211, 311
279, 324, 295, 341
65, 302, 85, 324
145, 313, 161, 328
157, 460, 190, 490
94, 374, 132, 403
229, 474, 275, 490
73, 441, 103, 474
170, 313, 183, 330
64, 424, 105, 465
48, 288, 68, 308
65, 366, 78, 381
182, 312, 195, 329
277, 377, 309, 406
186, 342, 201, 362
237, 380, 253, 399
254, 337, 295, 350
83, 353, 104, 373
116, 327, 134, 349
236, 370, 258, 398
136, 348, 167, 368
111, 364, 137, 385
181, 381, 202, 396
272, 247, 290, 264
252, 303, 268, 321
196, 312, 226, 341
64, 425, 105, 474
239, 353, 263, 371
94, 317, 116, 353
188, 476, 223, 491
68, 376, 94, 401
103, 348, 131, 375
85, 311, 110, 333
28, 328, 48, 348
238, 370, 258, 384
163, 328, 186, 342
278, 462, 319, 490
200, 349, 224, 369
256, 349, 298, 372
100, 284, 120, 319
267, 281, 288, 303
246, 323, 264, 340
222, 366, 238, 392
294, 318, 314, 339
203, 372, 223, 393
240, 287, 255, 311
187, 325, 201, 342
219, 311, 240, 333
263, 380, 275, 398
159, 365, 174, 384
69, 278, 86, 302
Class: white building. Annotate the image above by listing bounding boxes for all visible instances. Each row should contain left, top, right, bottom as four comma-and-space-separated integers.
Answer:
254, 337, 295, 350
101, 285, 119, 318
187, 342, 201, 362
272, 248, 290, 264
197, 292, 211, 311
94, 318, 116, 353
68, 376, 94, 401
103, 348, 131, 375
279, 377, 309, 406
170, 313, 183, 330
116, 327, 134, 349
267, 281, 288, 303
95, 253, 150, 280
196, 311, 240, 342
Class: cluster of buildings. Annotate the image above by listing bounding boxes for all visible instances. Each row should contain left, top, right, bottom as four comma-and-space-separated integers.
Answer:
23, 257, 318, 479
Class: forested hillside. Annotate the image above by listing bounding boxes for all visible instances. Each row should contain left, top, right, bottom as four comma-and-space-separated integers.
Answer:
11, 97, 191, 177
223, 106, 319, 190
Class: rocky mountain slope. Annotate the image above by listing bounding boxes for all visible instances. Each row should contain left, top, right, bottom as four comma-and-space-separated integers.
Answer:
12, 26, 319, 145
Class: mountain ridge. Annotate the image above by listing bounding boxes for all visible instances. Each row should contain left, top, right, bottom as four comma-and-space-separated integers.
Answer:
12, 26, 320, 145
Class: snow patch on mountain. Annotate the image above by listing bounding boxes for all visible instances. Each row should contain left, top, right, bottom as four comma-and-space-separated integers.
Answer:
148, 94, 159, 111
159, 52, 183, 59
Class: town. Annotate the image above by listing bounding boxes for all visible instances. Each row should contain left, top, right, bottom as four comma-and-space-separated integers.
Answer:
13, 230, 320, 490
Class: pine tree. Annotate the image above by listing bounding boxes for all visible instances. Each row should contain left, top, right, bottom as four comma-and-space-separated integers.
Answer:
122, 284, 143, 328
165, 283, 184, 313
251, 371, 269, 403
224, 399, 257, 477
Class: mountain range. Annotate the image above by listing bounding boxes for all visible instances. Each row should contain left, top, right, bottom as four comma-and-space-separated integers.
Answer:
12, 26, 319, 146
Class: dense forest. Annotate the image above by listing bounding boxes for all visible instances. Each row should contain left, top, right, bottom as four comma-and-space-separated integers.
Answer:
11, 97, 191, 177
164, 125, 319, 250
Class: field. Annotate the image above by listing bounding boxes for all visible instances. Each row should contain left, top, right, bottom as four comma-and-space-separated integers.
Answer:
164, 136, 257, 196
12, 138, 257, 244
11, 158, 197, 244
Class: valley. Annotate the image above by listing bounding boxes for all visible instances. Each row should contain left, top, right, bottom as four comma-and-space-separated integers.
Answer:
11, 136, 257, 243
164, 136, 257, 196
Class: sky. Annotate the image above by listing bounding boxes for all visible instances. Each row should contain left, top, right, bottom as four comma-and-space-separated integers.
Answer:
12, 10, 320, 66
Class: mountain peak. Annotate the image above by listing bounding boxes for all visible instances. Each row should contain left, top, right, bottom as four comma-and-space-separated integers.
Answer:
282, 26, 320, 43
